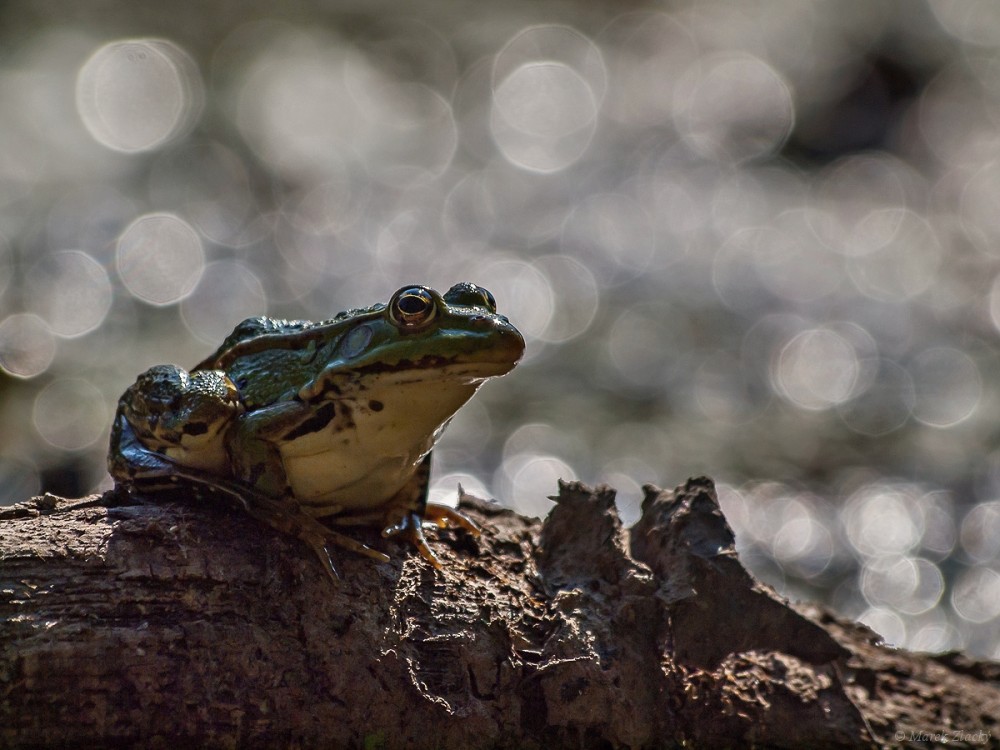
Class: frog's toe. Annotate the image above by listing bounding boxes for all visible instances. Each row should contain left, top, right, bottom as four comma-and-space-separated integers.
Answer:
322, 527, 391, 564
381, 511, 447, 570
301, 535, 340, 582
423, 503, 481, 537
407, 524, 444, 570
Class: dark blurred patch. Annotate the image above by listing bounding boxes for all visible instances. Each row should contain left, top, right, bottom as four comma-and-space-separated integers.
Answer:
786, 54, 926, 163
40, 459, 90, 499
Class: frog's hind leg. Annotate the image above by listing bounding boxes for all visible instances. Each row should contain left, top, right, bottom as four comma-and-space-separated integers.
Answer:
278, 509, 391, 583
158, 466, 389, 583
235, 486, 391, 582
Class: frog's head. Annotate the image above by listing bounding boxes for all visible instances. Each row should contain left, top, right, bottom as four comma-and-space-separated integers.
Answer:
298, 282, 524, 402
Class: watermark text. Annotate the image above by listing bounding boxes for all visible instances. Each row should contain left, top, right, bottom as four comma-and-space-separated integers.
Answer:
894, 729, 991, 744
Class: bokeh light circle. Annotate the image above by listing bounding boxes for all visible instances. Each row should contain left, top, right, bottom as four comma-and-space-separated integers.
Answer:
959, 501, 1000, 563
493, 62, 595, 138
845, 210, 942, 302
502, 453, 569, 519
770, 507, 835, 580
26, 250, 113, 338
494, 25, 606, 102
838, 359, 915, 436
116, 213, 205, 306
860, 555, 944, 615
491, 61, 597, 173
76, 38, 203, 153
843, 483, 924, 558
910, 347, 982, 429
951, 566, 1000, 624
32, 378, 108, 451
0, 314, 56, 378
774, 327, 860, 410
676, 53, 794, 163
235, 32, 358, 180
600, 11, 698, 126
859, 607, 906, 647
529, 254, 599, 344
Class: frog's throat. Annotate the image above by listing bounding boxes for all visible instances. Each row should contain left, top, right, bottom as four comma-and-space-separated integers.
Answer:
280, 373, 486, 510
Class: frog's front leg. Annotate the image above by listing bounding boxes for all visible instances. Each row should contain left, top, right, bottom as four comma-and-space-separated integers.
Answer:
228, 399, 309, 500
227, 399, 389, 576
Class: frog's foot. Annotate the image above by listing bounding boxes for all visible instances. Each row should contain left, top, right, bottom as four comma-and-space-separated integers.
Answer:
296, 519, 391, 581
381, 503, 481, 570
174, 477, 389, 583
382, 510, 442, 570
249, 496, 390, 582
295, 521, 390, 582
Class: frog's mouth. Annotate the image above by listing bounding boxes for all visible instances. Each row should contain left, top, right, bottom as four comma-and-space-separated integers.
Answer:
298, 352, 518, 403
355, 353, 517, 378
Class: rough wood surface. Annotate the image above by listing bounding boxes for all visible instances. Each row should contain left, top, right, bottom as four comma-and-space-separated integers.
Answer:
1, 477, 997, 748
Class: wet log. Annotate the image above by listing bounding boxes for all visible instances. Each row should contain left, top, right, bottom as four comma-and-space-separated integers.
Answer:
1, 477, 997, 748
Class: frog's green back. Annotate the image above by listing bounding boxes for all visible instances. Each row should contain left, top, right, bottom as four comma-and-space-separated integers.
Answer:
197, 317, 312, 368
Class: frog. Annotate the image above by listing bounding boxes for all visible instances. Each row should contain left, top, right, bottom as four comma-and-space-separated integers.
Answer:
109, 283, 525, 580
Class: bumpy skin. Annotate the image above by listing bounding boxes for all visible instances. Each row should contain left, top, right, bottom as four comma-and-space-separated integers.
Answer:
109, 284, 524, 580
109, 365, 244, 478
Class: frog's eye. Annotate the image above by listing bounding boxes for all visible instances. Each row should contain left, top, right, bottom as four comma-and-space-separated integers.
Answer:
481, 288, 496, 312
389, 286, 437, 330
443, 282, 497, 313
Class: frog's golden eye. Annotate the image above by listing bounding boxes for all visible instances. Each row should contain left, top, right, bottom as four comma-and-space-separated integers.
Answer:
389, 286, 437, 330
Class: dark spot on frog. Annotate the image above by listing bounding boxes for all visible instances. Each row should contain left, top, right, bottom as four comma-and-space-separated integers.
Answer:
368, 400, 383, 412
307, 379, 342, 400
282, 402, 337, 440
182, 422, 209, 436
340, 403, 356, 429
236, 377, 249, 390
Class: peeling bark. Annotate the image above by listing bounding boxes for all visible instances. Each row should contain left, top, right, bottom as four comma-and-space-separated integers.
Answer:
1, 477, 998, 748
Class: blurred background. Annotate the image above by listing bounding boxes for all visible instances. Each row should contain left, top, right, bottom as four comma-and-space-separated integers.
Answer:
1, 0, 1000, 656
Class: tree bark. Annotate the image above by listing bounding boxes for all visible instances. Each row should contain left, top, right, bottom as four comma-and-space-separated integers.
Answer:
1, 477, 997, 748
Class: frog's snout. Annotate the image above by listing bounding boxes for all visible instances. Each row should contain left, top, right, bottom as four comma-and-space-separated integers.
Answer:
493, 317, 526, 365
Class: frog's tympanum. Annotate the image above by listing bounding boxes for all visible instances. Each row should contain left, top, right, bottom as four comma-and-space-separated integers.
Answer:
109, 283, 524, 580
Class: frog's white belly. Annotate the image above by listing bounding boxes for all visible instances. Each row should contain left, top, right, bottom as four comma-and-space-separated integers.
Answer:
277, 373, 484, 514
